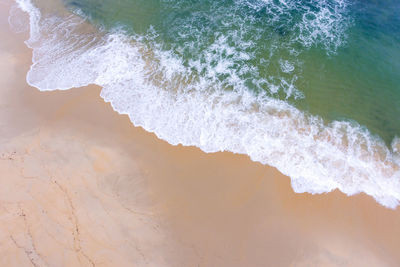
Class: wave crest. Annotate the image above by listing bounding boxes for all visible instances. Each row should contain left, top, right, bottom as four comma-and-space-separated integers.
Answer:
14, 0, 400, 208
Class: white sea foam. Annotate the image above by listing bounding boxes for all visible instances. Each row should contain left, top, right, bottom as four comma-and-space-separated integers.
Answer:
252, 0, 350, 52
279, 59, 295, 73
8, 3, 29, 33
14, 0, 400, 208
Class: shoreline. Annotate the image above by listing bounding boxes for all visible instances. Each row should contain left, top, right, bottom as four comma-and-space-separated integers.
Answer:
1, 0, 400, 266
18, 0, 400, 209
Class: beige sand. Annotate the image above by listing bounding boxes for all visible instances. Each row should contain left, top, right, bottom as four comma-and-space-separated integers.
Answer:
1, 1, 400, 266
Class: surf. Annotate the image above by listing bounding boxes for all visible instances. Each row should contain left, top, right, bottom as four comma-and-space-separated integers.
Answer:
12, 0, 400, 208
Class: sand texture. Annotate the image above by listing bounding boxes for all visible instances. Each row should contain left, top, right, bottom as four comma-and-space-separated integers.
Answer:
1, 1, 400, 266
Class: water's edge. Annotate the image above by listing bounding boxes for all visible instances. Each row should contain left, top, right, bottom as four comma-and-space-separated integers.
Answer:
13, 0, 400, 208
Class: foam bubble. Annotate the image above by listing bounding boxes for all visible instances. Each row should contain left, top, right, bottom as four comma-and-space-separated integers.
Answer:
279, 59, 295, 73
14, 0, 400, 209
8, 3, 30, 33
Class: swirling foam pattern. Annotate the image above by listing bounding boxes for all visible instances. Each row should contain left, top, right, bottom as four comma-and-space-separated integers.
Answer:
13, 0, 400, 208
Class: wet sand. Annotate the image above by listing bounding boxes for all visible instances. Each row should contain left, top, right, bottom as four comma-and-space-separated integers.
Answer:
1, 1, 400, 266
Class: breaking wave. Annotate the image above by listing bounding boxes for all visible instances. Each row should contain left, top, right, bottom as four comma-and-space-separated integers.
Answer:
13, 0, 400, 208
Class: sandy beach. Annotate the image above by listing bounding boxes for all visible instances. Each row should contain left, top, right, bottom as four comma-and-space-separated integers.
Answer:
1, 0, 400, 266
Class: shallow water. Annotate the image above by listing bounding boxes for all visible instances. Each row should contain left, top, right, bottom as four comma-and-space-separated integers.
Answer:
61, 0, 400, 144
14, 0, 400, 208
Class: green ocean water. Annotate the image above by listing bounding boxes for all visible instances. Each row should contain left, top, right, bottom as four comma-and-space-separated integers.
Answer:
16, 0, 400, 207
62, 0, 400, 146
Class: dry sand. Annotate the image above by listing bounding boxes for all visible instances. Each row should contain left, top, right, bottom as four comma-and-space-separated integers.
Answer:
1, 1, 400, 266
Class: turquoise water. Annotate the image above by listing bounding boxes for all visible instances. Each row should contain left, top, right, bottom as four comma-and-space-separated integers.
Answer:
15, 0, 400, 207
63, 0, 400, 145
